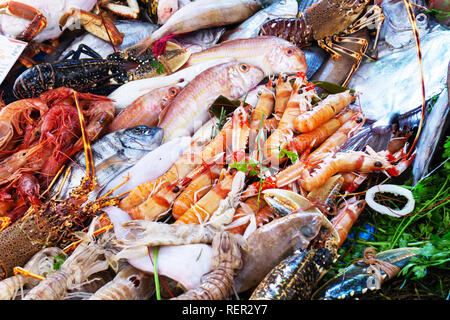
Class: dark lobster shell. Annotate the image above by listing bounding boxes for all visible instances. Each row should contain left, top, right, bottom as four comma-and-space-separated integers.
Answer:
312, 247, 420, 300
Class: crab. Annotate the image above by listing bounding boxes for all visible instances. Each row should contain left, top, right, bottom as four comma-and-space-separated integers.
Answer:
0, 0, 124, 55
98, 0, 141, 19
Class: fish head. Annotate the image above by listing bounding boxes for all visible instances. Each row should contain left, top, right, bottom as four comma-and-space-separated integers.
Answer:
157, 0, 179, 24
227, 62, 265, 98
119, 126, 164, 151
161, 85, 182, 105
264, 36, 307, 76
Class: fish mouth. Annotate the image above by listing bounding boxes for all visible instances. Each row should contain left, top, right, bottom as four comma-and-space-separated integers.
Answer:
294, 49, 307, 72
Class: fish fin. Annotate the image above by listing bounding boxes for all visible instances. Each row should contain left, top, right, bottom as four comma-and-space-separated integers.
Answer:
341, 124, 393, 153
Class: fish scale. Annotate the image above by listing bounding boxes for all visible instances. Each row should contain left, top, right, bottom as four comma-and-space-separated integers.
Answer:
50, 126, 163, 200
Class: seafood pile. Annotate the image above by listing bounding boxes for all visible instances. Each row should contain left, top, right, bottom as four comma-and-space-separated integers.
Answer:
0, 0, 448, 302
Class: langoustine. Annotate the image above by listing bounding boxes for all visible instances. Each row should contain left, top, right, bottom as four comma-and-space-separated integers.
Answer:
0, 247, 65, 300
23, 218, 118, 300
89, 263, 154, 300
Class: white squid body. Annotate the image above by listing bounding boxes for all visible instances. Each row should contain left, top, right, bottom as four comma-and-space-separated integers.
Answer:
105, 171, 246, 292
100, 136, 192, 197
105, 206, 213, 291
0, 0, 97, 42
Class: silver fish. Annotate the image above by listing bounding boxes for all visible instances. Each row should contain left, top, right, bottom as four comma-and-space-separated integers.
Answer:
348, 24, 450, 123
136, 0, 262, 49
50, 126, 163, 200
224, 0, 298, 41
378, 0, 430, 51
173, 27, 226, 54
304, 46, 328, 80
344, 20, 450, 181
412, 81, 449, 184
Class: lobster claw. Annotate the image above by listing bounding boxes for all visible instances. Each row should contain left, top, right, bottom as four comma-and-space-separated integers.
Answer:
108, 41, 191, 82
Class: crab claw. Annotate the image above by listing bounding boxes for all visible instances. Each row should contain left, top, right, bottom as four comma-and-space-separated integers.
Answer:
262, 188, 337, 239
262, 189, 321, 217
0, 1, 47, 42
59, 9, 124, 46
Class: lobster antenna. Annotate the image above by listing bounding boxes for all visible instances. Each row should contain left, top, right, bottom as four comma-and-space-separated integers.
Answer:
402, 0, 426, 160
73, 91, 95, 183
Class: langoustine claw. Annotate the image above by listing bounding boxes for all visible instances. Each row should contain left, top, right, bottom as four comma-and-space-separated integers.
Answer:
0, 247, 65, 300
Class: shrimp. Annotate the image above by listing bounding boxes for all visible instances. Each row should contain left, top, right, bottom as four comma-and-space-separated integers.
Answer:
269, 112, 365, 190
230, 105, 251, 163
172, 164, 223, 220
175, 169, 246, 225
248, 83, 275, 149
119, 137, 209, 211
119, 113, 237, 211
0, 98, 48, 151
115, 173, 246, 251
264, 76, 318, 166
71, 100, 116, 153
226, 196, 277, 236
330, 197, 366, 247
274, 73, 294, 120
292, 110, 355, 155
0, 142, 46, 185
300, 150, 393, 192
127, 157, 224, 221
171, 232, 242, 300
341, 172, 369, 193
125, 106, 249, 219
89, 264, 154, 300
293, 90, 355, 133
256, 73, 294, 136
0, 247, 64, 300
307, 112, 365, 163
226, 196, 263, 235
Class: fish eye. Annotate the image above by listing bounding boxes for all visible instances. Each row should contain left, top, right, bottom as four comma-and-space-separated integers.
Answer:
300, 226, 315, 238
286, 48, 294, 56
169, 87, 178, 96
239, 64, 250, 72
